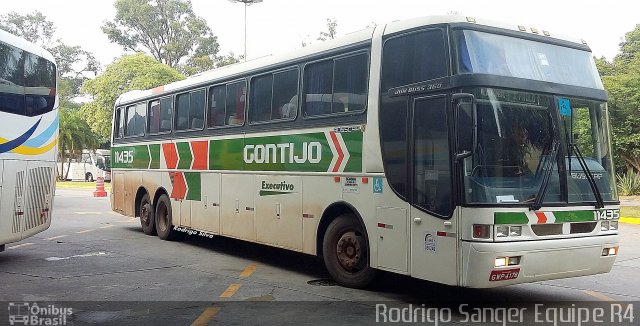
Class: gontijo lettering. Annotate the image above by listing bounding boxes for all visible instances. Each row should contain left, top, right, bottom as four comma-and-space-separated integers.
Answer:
244, 142, 322, 164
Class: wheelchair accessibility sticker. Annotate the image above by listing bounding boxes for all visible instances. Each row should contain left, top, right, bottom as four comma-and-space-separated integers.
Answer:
373, 177, 383, 194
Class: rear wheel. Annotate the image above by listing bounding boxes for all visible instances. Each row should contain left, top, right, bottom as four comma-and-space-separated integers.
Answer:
322, 215, 376, 288
85, 173, 94, 182
0, 244, 5, 252
139, 193, 156, 235
155, 194, 176, 241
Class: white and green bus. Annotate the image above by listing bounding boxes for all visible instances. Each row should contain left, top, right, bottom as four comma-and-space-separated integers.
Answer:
111, 16, 620, 288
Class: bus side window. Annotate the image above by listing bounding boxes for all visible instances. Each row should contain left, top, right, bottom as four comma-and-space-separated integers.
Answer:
175, 93, 190, 130
159, 97, 173, 133
303, 60, 333, 117
250, 74, 273, 123
208, 85, 226, 127
226, 81, 245, 126
190, 89, 205, 130
148, 100, 161, 134
273, 69, 299, 120
333, 53, 368, 113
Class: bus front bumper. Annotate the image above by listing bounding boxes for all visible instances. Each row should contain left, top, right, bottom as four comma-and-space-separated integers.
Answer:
460, 235, 619, 288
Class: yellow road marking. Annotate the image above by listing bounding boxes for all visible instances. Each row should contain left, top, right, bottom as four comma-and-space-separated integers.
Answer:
99, 225, 115, 229
190, 307, 221, 326
620, 217, 640, 224
8, 243, 34, 249
240, 264, 257, 278
583, 290, 616, 301
220, 284, 242, 298
76, 229, 95, 234
45, 235, 67, 241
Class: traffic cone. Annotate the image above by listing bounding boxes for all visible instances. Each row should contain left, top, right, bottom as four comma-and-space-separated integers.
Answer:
93, 177, 108, 197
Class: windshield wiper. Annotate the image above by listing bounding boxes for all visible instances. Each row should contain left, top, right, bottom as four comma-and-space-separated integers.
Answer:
531, 141, 560, 211
571, 144, 605, 209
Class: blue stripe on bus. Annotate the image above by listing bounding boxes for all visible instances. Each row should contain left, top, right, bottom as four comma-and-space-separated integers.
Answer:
0, 118, 42, 154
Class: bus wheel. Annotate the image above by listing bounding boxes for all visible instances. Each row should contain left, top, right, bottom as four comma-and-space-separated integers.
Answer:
85, 173, 94, 182
139, 194, 156, 235
155, 194, 176, 241
322, 215, 376, 288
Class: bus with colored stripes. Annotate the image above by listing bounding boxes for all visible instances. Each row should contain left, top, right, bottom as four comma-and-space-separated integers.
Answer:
0, 28, 58, 252
110, 16, 619, 288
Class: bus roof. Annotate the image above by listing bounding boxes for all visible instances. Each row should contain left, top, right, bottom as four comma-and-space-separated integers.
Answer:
115, 15, 588, 106
0, 28, 56, 63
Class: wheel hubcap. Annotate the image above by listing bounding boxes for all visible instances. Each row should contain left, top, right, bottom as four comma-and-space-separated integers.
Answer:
336, 231, 362, 272
141, 203, 151, 226
158, 204, 168, 232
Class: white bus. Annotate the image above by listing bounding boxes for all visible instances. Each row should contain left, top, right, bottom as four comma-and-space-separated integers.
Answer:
59, 149, 111, 182
0, 28, 58, 252
110, 16, 620, 288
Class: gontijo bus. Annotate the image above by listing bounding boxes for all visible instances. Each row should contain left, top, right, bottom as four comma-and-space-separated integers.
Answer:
0, 28, 58, 252
111, 15, 619, 288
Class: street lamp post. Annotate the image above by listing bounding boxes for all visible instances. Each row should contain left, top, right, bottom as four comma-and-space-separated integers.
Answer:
229, 0, 263, 61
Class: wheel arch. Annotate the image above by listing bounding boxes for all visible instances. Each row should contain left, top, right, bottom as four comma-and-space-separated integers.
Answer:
316, 201, 369, 258
134, 186, 150, 218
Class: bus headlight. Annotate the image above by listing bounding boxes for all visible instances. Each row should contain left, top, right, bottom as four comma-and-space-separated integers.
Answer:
495, 256, 521, 267
600, 221, 610, 231
493, 225, 523, 238
473, 224, 491, 239
496, 226, 509, 237
609, 221, 618, 230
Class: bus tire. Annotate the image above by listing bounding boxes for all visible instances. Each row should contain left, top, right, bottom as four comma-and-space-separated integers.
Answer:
322, 214, 376, 288
85, 173, 94, 182
139, 193, 156, 235
0, 244, 5, 252
155, 194, 176, 241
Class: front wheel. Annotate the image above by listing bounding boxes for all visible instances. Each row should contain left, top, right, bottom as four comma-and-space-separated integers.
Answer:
322, 215, 376, 288
139, 193, 156, 235
85, 173, 94, 182
155, 194, 176, 241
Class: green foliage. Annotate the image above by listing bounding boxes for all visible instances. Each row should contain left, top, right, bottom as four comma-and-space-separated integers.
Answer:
617, 171, 640, 196
598, 24, 640, 174
0, 11, 55, 46
58, 107, 100, 179
0, 11, 100, 99
102, 0, 219, 75
80, 53, 184, 140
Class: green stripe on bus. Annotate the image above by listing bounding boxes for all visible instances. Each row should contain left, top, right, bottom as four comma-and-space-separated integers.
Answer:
259, 190, 293, 196
210, 138, 245, 170
552, 211, 596, 223
184, 172, 201, 201
494, 212, 528, 224
177, 142, 193, 169
149, 144, 160, 169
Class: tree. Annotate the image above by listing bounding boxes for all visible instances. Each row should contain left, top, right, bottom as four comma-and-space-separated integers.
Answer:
58, 106, 100, 180
317, 18, 338, 41
0, 11, 55, 46
598, 24, 640, 173
0, 11, 101, 99
102, 0, 219, 75
81, 53, 185, 140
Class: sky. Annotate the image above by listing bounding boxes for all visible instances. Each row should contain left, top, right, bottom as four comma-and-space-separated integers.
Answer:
2, 0, 638, 70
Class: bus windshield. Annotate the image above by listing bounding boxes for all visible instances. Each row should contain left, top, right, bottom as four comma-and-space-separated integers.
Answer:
462, 88, 617, 205
454, 30, 603, 89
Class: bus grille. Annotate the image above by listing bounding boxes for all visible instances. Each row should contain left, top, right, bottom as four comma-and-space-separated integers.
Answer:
531, 224, 563, 236
570, 222, 597, 234
12, 171, 25, 234
23, 167, 53, 231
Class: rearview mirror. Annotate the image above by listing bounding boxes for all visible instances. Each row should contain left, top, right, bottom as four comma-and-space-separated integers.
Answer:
452, 93, 477, 160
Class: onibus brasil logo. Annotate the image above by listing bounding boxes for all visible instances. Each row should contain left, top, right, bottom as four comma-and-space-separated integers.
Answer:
8, 302, 72, 325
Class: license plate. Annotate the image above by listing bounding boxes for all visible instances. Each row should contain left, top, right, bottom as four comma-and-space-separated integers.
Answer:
489, 268, 520, 281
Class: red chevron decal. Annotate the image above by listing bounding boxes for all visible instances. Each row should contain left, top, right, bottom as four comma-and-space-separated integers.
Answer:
329, 131, 344, 173
171, 172, 187, 199
191, 141, 208, 170
162, 143, 178, 169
